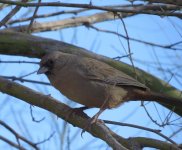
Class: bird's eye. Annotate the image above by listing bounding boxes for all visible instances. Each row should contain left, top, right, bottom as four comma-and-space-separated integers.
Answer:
48, 60, 54, 65
45, 60, 54, 69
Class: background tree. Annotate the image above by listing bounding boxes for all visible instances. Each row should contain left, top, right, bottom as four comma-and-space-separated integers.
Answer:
0, 0, 182, 150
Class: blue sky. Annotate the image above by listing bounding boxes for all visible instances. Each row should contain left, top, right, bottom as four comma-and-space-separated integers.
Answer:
0, 1, 182, 149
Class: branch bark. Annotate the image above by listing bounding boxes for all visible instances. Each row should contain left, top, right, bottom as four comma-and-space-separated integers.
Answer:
0, 1, 181, 18
0, 77, 128, 150
0, 77, 180, 150
0, 31, 182, 116
5, 11, 133, 33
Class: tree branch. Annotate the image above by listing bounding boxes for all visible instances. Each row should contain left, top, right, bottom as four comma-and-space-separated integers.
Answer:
0, 135, 26, 150
0, 77, 180, 150
104, 120, 176, 145
0, 77, 129, 150
0, 31, 182, 116
5, 11, 133, 33
0, 0, 28, 27
0, 1, 181, 18
0, 120, 39, 150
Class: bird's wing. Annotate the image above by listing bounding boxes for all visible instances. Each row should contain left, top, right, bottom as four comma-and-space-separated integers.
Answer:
77, 58, 147, 89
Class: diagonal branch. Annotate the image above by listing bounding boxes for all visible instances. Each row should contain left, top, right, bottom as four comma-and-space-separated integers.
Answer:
7, 4, 142, 26
0, 135, 26, 150
0, 77, 128, 150
88, 25, 182, 51
7, 8, 89, 25
0, 0, 28, 27
0, 31, 182, 116
5, 11, 133, 33
0, 75, 50, 85
104, 120, 176, 144
0, 120, 39, 150
0, 77, 180, 150
27, 0, 41, 32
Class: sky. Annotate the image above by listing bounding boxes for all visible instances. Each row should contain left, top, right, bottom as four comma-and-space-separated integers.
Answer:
0, 0, 182, 150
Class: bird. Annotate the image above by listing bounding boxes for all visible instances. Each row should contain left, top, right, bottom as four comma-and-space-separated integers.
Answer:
37, 51, 182, 123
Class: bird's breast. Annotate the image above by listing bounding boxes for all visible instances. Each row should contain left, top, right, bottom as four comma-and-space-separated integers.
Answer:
48, 70, 107, 108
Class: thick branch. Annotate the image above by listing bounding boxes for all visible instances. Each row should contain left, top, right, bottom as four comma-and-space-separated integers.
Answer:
0, 31, 182, 116
0, 77, 180, 150
0, 77, 128, 150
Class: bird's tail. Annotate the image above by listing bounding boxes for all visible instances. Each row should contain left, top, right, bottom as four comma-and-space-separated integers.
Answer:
132, 89, 182, 107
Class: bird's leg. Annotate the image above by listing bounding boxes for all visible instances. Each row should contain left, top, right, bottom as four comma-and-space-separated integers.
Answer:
90, 108, 106, 124
90, 95, 109, 124
81, 108, 106, 136
81, 100, 108, 136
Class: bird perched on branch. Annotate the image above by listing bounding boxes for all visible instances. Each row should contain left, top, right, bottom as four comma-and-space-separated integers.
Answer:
37, 51, 182, 123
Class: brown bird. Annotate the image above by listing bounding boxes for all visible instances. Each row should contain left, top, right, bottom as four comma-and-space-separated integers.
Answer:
37, 51, 182, 123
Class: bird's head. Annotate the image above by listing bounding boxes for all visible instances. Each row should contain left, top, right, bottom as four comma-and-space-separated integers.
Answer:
37, 51, 65, 75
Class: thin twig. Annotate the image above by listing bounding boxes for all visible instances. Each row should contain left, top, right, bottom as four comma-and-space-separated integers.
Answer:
117, 14, 137, 79
19, 70, 37, 78
0, 60, 39, 64
89, 25, 182, 51
141, 102, 178, 127
0, 0, 28, 27
112, 53, 133, 60
35, 131, 55, 145
104, 120, 177, 145
0, 76, 50, 85
0, 136, 26, 150
27, 0, 41, 32
30, 105, 45, 123
8, 8, 88, 25
0, 1, 181, 17
0, 120, 39, 150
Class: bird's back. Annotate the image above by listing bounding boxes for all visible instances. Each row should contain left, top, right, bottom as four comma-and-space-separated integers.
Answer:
47, 53, 147, 108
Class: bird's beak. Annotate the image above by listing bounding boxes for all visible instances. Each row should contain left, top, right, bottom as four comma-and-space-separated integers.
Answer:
37, 66, 49, 74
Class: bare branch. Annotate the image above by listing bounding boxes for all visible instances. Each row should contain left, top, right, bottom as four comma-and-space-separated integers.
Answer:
104, 120, 177, 145
0, 77, 180, 149
89, 25, 182, 51
0, 120, 39, 150
30, 105, 45, 123
0, 31, 182, 116
0, 0, 29, 27
111, 132, 181, 150
0, 76, 50, 85
5, 11, 133, 33
0, 77, 129, 150
27, 0, 41, 32
0, 136, 26, 150
8, 8, 89, 25
0, 1, 181, 12
0, 60, 39, 64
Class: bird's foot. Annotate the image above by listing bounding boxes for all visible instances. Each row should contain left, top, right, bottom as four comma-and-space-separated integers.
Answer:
81, 113, 104, 137
81, 117, 97, 137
